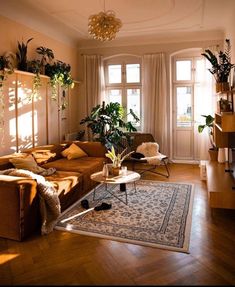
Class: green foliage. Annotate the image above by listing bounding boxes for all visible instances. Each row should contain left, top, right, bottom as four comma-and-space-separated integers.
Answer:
0, 53, 15, 87
201, 39, 234, 83
45, 60, 74, 100
16, 38, 33, 71
36, 46, 54, 73
198, 114, 214, 134
105, 146, 134, 167
198, 114, 217, 150
80, 101, 140, 150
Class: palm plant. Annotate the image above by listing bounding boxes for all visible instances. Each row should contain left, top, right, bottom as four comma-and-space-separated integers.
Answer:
16, 38, 33, 71
80, 101, 140, 150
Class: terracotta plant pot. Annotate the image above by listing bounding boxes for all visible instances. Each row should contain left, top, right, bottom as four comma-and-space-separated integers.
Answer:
208, 149, 218, 161
111, 166, 120, 176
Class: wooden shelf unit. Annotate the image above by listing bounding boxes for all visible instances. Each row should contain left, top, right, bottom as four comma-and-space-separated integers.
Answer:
206, 161, 235, 209
214, 112, 235, 148
207, 111, 235, 209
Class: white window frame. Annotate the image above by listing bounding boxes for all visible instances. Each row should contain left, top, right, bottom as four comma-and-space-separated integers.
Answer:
104, 55, 142, 130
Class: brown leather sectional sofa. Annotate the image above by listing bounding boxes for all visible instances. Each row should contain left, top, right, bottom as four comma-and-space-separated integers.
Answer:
0, 141, 107, 241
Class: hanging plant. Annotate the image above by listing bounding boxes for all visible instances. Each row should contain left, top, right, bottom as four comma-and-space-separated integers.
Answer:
27, 59, 42, 102
16, 37, 33, 71
36, 46, 54, 74
0, 52, 15, 134
45, 60, 74, 101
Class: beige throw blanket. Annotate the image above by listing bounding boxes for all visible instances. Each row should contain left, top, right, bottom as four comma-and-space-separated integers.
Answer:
0, 168, 61, 235
136, 142, 166, 165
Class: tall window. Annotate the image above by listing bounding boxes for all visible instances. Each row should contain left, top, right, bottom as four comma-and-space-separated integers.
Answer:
104, 56, 141, 128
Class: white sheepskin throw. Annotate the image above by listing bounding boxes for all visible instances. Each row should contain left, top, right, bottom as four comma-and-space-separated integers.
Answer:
136, 142, 166, 165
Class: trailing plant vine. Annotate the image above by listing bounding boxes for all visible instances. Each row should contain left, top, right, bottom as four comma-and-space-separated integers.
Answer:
45, 60, 74, 101
0, 53, 15, 134
27, 59, 42, 101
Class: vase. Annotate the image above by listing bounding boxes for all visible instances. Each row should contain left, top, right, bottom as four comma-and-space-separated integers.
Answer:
216, 82, 230, 93
111, 166, 120, 176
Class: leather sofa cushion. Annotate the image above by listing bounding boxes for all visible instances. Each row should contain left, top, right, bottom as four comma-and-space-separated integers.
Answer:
75, 141, 107, 157
42, 157, 104, 173
42, 157, 104, 193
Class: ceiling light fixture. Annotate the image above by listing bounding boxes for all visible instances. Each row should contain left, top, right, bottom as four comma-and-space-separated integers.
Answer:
88, 0, 122, 41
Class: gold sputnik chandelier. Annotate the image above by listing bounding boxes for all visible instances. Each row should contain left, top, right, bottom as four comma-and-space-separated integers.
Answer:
88, 0, 122, 41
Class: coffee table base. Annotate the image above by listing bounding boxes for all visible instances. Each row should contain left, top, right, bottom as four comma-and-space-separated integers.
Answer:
93, 182, 137, 205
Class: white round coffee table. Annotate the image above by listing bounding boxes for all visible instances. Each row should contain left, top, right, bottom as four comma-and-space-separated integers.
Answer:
90, 170, 140, 205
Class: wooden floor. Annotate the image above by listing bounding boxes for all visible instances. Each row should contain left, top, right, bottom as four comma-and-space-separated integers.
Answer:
1, 163, 235, 285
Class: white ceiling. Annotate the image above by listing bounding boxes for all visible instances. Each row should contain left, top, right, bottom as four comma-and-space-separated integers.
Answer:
0, 0, 234, 48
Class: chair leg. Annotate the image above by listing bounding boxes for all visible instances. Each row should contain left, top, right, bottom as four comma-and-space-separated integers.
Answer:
133, 159, 170, 178
162, 158, 170, 178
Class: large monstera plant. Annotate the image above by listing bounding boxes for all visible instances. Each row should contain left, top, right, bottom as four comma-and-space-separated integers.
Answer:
80, 101, 140, 150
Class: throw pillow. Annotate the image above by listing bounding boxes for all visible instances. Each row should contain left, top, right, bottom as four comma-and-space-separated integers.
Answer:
9, 154, 46, 174
32, 150, 57, 165
61, 143, 88, 160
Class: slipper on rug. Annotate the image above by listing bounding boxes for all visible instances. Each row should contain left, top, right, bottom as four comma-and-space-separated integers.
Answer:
81, 199, 89, 209
94, 202, 112, 211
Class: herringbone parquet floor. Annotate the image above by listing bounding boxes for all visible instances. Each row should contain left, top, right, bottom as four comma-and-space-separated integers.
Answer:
1, 163, 235, 285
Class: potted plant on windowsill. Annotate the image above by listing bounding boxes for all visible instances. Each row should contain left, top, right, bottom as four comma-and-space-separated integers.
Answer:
198, 114, 218, 161
201, 39, 234, 93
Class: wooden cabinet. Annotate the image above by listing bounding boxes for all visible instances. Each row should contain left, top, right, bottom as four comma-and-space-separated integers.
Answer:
214, 112, 235, 148
206, 161, 235, 209
207, 111, 235, 209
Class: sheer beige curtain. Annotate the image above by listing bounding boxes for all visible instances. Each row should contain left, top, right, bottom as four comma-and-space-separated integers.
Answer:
83, 54, 105, 114
142, 53, 168, 155
195, 55, 216, 160
83, 54, 105, 140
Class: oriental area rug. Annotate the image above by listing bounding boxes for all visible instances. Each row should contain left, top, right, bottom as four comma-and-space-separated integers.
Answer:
55, 180, 194, 253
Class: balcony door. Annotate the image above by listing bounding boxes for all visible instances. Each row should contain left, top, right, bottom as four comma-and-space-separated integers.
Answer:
172, 56, 210, 161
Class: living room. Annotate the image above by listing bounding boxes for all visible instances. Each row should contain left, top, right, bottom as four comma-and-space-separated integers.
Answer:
0, 0, 235, 285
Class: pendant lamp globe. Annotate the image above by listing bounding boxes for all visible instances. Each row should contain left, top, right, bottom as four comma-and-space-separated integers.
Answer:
88, 1, 122, 41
